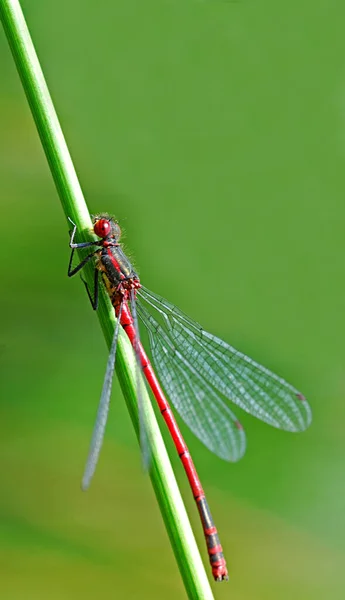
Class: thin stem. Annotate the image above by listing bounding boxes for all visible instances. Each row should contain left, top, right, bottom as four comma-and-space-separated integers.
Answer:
0, 1, 215, 598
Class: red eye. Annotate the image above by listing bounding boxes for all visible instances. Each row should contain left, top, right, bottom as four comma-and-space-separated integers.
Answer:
94, 219, 111, 238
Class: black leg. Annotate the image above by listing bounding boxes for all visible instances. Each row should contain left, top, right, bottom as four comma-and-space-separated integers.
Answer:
81, 268, 99, 310
67, 217, 100, 277
67, 217, 100, 309
68, 249, 98, 277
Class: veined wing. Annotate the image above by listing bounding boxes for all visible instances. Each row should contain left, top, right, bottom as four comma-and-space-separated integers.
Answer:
136, 300, 246, 461
82, 302, 123, 490
138, 287, 312, 433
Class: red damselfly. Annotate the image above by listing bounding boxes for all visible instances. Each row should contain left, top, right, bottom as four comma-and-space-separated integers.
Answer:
67, 214, 312, 582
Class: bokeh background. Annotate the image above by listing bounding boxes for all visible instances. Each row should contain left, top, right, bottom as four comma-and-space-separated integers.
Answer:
1, 1, 345, 598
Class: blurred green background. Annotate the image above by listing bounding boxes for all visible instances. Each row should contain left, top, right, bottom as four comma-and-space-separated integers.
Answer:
1, 1, 344, 598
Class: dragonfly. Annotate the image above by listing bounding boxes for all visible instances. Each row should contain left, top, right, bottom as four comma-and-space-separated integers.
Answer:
67, 213, 312, 582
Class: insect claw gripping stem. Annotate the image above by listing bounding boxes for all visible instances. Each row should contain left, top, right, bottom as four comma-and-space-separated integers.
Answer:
67, 217, 100, 279
80, 269, 99, 311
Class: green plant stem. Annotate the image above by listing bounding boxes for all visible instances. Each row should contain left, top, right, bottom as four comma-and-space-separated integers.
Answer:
0, 1, 215, 598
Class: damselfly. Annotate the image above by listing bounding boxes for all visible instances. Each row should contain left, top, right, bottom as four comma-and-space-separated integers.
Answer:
68, 214, 312, 581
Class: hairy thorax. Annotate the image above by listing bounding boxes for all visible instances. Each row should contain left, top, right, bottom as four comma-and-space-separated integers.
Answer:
95, 244, 140, 307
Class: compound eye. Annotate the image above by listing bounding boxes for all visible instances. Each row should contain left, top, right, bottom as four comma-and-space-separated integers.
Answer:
94, 219, 111, 238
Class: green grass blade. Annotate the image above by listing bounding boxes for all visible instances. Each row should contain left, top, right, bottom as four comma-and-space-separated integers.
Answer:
0, 1, 215, 597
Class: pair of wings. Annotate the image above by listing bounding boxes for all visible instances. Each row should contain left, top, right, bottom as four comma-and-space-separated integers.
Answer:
81, 285, 312, 489
136, 286, 312, 462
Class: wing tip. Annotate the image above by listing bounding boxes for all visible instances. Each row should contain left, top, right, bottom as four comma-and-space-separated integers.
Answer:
295, 392, 313, 431
81, 478, 90, 492
229, 420, 247, 462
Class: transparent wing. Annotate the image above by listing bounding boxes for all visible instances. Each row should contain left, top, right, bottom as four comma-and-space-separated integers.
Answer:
81, 302, 123, 490
130, 290, 151, 470
138, 287, 312, 434
136, 300, 246, 462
